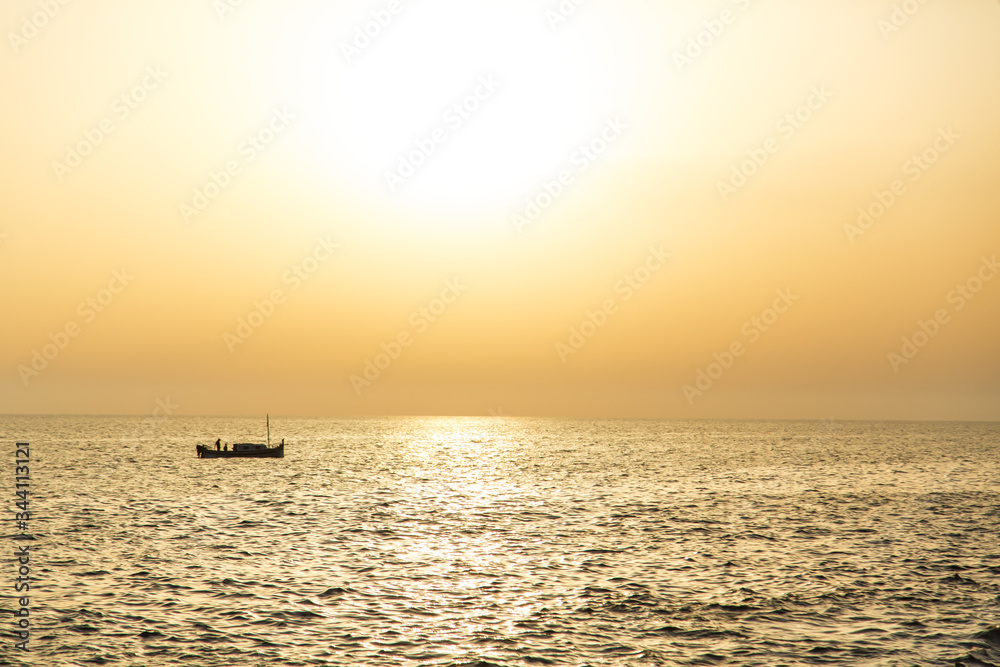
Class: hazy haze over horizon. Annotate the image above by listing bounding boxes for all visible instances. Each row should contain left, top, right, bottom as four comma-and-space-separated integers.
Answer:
2, 0, 998, 420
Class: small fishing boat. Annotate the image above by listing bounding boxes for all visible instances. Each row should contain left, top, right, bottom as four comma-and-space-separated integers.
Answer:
197, 441, 284, 458
197, 415, 285, 459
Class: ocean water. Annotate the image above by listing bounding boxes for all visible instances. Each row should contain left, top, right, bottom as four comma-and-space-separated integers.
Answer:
1, 416, 999, 667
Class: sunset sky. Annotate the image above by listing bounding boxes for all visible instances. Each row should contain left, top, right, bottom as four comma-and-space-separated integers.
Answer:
2, 0, 998, 420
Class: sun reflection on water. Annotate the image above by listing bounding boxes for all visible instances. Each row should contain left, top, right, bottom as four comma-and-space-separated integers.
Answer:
363, 417, 558, 654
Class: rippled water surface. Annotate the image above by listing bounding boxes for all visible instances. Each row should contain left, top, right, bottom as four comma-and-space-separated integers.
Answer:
2, 416, 999, 666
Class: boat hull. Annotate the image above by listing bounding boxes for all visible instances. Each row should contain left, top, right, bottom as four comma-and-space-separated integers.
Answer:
197, 443, 284, 458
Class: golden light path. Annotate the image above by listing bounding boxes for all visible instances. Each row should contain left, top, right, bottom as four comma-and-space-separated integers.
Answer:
362, 417, 560, 656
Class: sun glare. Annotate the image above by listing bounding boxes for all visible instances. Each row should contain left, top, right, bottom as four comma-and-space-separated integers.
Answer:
281, 0, 634, 216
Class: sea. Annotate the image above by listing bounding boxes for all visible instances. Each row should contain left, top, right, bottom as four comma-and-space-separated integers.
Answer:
1, 416, 998, 667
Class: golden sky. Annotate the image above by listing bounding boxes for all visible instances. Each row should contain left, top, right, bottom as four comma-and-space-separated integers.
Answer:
2, 0, 998, 420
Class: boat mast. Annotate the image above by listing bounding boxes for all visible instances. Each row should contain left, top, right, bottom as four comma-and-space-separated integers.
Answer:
267, 414, 270, 447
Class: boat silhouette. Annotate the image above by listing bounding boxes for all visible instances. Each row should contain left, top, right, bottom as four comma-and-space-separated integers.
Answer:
196, 414, 285, 458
